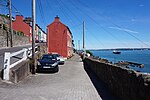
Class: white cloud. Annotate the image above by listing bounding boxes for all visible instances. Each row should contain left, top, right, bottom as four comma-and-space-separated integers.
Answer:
139, 4, 144, 7
109, 27, 139, 34
131, 19, 136, 22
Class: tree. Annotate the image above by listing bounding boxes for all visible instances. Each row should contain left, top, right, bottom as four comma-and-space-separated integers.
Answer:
86, 50, 93, 56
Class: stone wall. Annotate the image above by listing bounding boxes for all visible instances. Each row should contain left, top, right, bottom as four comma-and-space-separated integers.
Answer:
84, 57, 150, 100
0, 29, 29, 48
10, 59, 30, 83
0, 15, 29, 48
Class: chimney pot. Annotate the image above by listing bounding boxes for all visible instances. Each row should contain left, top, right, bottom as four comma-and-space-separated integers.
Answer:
54, 15, 60, 22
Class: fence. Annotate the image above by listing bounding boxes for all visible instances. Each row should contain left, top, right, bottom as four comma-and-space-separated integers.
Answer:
3, 46, 39, 80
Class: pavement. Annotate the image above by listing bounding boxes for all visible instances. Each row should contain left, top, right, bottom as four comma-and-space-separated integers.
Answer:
0, 54, 117, 100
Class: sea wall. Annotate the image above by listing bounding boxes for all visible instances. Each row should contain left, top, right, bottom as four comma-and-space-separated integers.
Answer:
84, 57, 150, 100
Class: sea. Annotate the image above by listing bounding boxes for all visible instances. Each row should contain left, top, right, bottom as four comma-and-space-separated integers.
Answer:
91, 49, 150, 73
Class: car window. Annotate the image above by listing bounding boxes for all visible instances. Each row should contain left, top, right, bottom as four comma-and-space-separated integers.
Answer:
53, 54, 60, 57
56, 54, 60, 57
42, 55, 55, 60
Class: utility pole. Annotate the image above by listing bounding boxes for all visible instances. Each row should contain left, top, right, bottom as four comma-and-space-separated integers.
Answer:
8, 0, 13, 47
6, 30, 9, 47
78, 40, 80, 51
31, 0, 36, 74
83, 21, 86, 59
83, 21, 85, 51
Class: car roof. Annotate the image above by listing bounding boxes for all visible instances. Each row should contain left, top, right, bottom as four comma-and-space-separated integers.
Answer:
43, 54, 53, 56
50, 52, 58, 54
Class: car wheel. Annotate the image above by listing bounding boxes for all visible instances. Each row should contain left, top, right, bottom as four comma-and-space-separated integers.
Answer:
36, 68, 40, 73
55, 66, 59, 72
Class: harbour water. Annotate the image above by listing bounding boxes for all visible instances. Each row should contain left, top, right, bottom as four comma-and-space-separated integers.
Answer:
91, 50, 150, 73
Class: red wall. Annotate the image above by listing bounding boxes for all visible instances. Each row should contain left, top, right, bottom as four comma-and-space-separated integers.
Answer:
12, 15, 31, 42
47, 17, 73, 58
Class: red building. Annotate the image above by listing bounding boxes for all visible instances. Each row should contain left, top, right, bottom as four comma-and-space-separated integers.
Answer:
47, 16, 73, 59
12, 15, 32, 42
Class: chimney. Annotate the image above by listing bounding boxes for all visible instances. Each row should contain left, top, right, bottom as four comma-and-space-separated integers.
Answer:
24, 17, 32, 25
54, 15, 60, 22
16, 15, 24, 21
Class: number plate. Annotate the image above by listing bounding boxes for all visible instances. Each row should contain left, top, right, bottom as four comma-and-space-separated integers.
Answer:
43, 66, 51, 68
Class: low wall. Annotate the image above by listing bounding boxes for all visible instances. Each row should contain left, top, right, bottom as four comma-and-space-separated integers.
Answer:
84, 57, 150, 100
9, 59, 30, 83
6, 43, 47, 83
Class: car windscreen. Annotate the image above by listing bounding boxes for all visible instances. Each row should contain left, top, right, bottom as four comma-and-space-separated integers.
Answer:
41, 55, 55, 60
53, 54, 60, 57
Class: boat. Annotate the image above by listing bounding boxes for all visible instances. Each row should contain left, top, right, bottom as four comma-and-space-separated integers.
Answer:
113, 50, 121, 54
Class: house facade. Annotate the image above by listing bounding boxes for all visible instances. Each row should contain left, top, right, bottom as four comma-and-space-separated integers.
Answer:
36, 24, 47, 42
12, 15, 46, 43
12, 15, 32, 42
47, 16, 73, 58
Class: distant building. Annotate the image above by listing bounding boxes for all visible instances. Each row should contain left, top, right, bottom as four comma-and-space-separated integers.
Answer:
12, 15, 46, 43
35, 24, 46, 42
12, 15, 32, 42
47, 16, 73, 59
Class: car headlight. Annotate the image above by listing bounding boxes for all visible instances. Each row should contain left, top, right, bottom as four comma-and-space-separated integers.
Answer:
37, 61, 41, 65
52, 62, 57, 67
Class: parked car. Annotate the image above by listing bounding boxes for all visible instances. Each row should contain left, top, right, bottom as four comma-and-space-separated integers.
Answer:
37, 54, 59, 72
51, 53, 65, 65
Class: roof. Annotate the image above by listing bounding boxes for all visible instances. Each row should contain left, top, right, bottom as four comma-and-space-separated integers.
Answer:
67, 26, 73, 38
47, 21, 73, 38
36, 24, 46, 34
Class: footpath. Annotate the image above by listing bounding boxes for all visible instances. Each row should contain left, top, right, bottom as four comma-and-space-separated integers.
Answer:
0, 54, 117, 100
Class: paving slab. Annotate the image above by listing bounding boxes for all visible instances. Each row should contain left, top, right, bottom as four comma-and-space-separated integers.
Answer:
0, 54, 116, 100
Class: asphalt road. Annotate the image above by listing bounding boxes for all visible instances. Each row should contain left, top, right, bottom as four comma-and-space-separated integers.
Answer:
0, 54, 117, 100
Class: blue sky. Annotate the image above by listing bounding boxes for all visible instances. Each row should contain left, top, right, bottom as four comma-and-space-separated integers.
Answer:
0, 0, 150, 49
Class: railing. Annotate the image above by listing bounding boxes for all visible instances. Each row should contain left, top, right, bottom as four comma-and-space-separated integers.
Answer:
3, 46, 39, 80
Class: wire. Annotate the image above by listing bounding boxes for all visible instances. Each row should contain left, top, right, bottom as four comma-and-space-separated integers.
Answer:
55, 0, 83, 41
74, 0, 150, 48
37, 0, 46, 25
3, 0, 22, 15
69, 0, 129, 48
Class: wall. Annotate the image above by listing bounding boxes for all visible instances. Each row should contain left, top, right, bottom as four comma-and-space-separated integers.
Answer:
47, 17, 67, 58
9, 59, 30, 83
84, 57, 150, 100
0, 27, 29, 48
12, 15, 31, 37
0, 15, 29, 48
5, 43, 47, 83
67, 29, 73, 58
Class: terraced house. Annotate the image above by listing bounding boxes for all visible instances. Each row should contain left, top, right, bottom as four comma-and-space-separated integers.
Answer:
47, 16, 73, 59
12, 15, 46, 43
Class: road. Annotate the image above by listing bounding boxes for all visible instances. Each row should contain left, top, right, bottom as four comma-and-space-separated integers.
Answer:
0, 54, 117, 100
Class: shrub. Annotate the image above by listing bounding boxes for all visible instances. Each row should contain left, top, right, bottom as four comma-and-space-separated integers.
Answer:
86, 50, 93, 56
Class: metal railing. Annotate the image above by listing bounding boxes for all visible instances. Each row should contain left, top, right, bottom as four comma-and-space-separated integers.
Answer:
3, 46, 39, 80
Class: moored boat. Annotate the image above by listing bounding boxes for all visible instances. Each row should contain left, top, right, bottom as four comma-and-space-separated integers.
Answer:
113, 50, 121, 54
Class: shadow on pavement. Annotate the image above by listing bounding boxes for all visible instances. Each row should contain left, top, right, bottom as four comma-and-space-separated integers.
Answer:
36, 70, 59, 74
84, 65, 119, 100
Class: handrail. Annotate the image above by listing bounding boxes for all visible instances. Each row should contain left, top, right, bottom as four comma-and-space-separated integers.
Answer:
3, 46, 39, 80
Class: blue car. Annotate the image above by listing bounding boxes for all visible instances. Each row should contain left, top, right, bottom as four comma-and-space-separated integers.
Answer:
37, 54, 59, 72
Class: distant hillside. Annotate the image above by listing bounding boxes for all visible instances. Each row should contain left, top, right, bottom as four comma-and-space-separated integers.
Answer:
89, 48, 150, 51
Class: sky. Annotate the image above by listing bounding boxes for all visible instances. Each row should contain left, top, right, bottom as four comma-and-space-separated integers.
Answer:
0, 0, 150, 49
